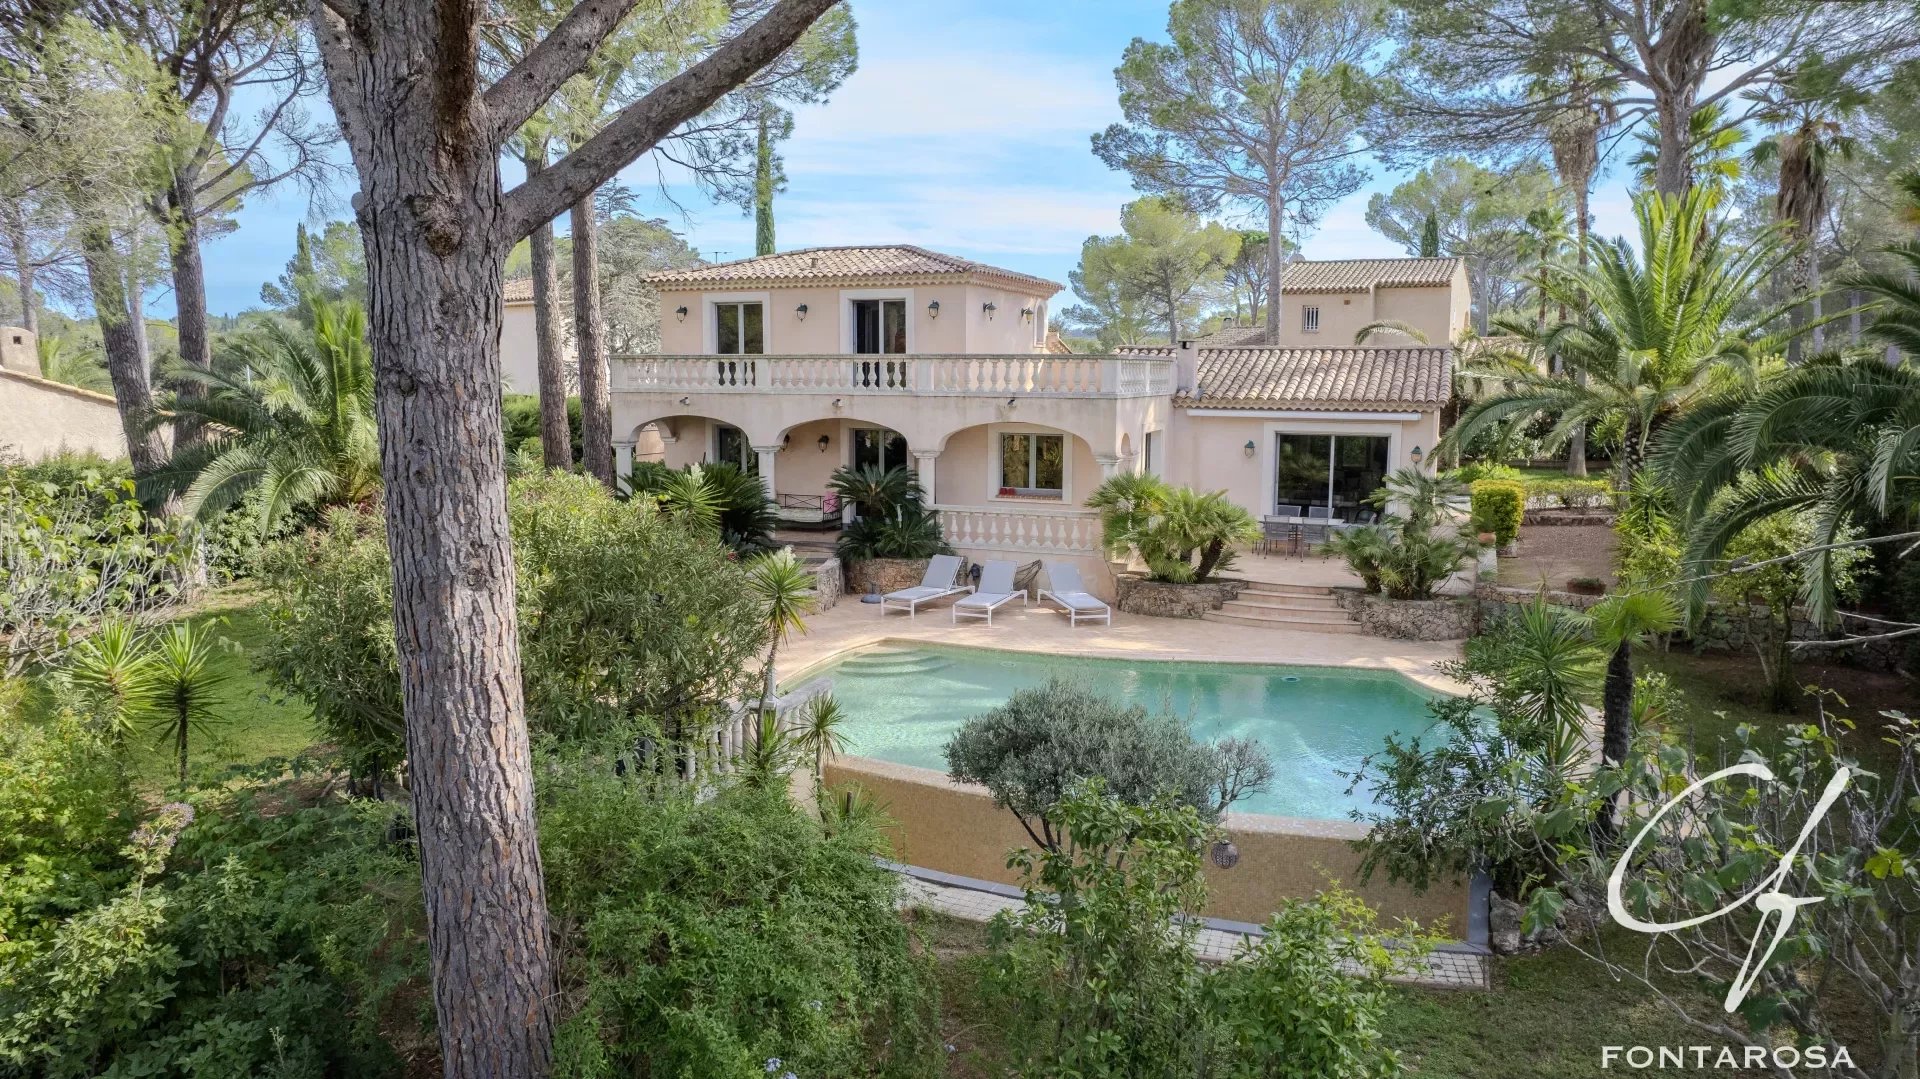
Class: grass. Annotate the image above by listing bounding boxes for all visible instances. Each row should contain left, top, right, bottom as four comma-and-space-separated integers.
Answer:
1642, 646, 1915, 767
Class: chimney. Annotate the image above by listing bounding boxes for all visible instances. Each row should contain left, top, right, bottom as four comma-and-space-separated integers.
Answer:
0, 326, 38, 378
1175, 338, 1200, 397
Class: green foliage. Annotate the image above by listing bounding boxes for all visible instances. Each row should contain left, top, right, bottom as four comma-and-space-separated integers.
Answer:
1521, 476, 1612, 509
1469, 479, 1525, 546
944, 678, 1271, 850
1062, 196, 1241, 343
0, 469, 191, 678
985, 784, 1420, 1078
827, 463, 924, 516
1449, 461, 1524, 485
256, 507, 405, 786
1086, 472, 1259, 583
630, 461, 778, 553
145, 292, 381, 536
260, 221, 368, 313
504, 392, 584, 465
1364, 155, 1561, 321
828, 465, 951, 561
141, 623, 234, 786
745, 547, 818, 705
543, 774, 938, 1078
1612, 470, 1680, 587
1332, 469, 1477, 600
1712, 505, 1867, 712
0, 717, 136, 962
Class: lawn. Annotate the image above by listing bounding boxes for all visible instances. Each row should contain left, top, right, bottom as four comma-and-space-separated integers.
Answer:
1643, 646, 1915, 766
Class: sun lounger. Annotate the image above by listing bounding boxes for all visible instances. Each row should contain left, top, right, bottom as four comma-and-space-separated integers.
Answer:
1037, 563, 1112, 627
951, 559, 1025, 625
880, 554, 968, 617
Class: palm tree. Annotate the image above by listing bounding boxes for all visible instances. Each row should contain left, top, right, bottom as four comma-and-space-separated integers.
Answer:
746, 548, 818, 708
35, 335, 110, 393
1353, 319, 1430, 345
792, 693, 850, 805
144, 293, 379, 535
1501, 595, 1603, 771
1516, 205, 1574, 331
59, 618, 155, 744
1444, 187, 1799, 477
827, 463, 924, 517
1629, 101, 1745, 209
1750, 89, 1861, 360
1589, 591, 1681, 772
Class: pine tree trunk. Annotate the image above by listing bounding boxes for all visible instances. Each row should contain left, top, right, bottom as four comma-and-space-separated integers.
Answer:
166, 174, 213, 448
1566, 189, 1590, 477
5, 207, 35, 334
570, 195, 614, 486
523, 147, 573, 470
1265, 197, 1284, 345
80, 224, 166, 474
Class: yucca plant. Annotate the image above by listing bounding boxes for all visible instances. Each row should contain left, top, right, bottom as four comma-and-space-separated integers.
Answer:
792, 693, 851, 805
143, 293, 379, 535
58, 618, 156, 744
746, 548, 817, 707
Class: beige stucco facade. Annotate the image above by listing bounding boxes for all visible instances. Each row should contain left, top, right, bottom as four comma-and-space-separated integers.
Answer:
0, 368, 135, 461
500, 299, 576, 396
1273, 269, 1471, 347
652, 280, 1053, 357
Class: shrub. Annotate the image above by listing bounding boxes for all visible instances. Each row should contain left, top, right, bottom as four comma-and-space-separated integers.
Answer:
1331, 469, 1477, 601
1086, 473, 1259, 583
629, 461, 778, 553
984, 782, 1424, 1078
1450, 461, 1523, 485
1469, 480, 1525, 546
503, 392, 583, 463
944, 678, 1270, 849
828, 465, 950, 561
1712, 506, 1867, 713
0, 717, 137, 960
543, 768, 938, 1078
1522, 476, 1612, 509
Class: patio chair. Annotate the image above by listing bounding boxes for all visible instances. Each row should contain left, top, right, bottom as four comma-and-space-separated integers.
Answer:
1306, 505, 1334, 521
880, 554, 969, 618
952, 560, 1026, 625
1274, 503, 1303, 519
1257, 518, 1296, 557
1037, 563, 1112, 627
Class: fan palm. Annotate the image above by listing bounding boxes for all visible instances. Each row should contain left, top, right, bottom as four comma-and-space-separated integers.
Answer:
144, 294, 379, 535
1750, 91, 1861, 360
1442, 187, 1798, 475
1629, 101, 1745, 208
1654, 356, 1920, 623
746, 548, 817, 707
1588, 591, 1680, 772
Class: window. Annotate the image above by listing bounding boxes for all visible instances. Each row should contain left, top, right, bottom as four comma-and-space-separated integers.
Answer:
715, 424, 758, 474
715, 302, 764, 355
1301, 305, 1320, 333
852, 427, 907, 473
852, 299, 907, 354
1000, 432, 1064, 498
1273, 433, 1389, 521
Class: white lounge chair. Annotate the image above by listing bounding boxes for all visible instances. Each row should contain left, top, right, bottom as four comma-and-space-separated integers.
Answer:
1037, 563, 1112, 627
952, 560, 1026, 625
880, 554, 969, 618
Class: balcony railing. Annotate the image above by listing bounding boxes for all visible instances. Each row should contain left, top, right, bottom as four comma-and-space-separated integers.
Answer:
935, 504, 1104, 556
610, 353, 1172, 398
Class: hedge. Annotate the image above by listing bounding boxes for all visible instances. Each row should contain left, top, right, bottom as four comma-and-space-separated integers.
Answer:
1521, 477, 1614, 510
1470, 480, 1526, 546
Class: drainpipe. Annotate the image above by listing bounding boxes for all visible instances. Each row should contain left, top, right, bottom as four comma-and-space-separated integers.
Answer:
1174, 338, 1200, 398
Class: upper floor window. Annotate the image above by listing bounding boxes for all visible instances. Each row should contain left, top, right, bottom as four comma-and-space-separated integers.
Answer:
716, 302, 764, 355
1302, 305, 1320, 333
853, 299, 907, 354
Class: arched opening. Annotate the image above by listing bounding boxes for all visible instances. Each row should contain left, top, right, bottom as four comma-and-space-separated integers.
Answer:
771, 416, 912, 512
934, 422, 1099, 508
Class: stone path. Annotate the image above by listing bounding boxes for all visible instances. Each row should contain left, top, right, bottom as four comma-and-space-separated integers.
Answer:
894, 870, 1490, 991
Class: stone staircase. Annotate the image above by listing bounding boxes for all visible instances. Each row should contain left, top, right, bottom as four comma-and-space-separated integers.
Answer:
1202, 584, 1359, 634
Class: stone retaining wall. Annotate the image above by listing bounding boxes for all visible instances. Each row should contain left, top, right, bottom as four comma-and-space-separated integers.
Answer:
1335, 591, 1478, 641
808, 556, 844, 609
846, 557, 939, 597
1114, 575, 1246, 618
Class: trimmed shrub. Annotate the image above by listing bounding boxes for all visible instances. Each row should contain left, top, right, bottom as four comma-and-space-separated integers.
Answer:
1470, 480, 1525, 547
1450, 461, 1524, 485
1522, 477, 1613, 510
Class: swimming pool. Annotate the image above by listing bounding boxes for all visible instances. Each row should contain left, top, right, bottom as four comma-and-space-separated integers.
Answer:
800, 643, 1446, 822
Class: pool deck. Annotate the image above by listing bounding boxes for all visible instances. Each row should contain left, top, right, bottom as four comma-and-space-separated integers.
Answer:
779, 594, 1468, 695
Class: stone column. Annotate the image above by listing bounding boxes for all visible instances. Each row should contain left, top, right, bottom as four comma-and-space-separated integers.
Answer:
1095, 453, 1122, 481
752, 444, 782, 502
613, 440, 635, 495
911, 448, 940, 504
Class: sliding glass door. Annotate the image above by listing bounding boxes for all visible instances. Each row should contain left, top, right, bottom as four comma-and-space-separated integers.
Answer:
1273, 433, 1390, 521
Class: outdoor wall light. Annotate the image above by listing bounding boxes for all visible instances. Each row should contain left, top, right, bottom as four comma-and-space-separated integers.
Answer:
817, 434, 831, 453
1243, 440, 1256, 457
782, 434, 791, 449
927, 300, 941, 319
1410, 445, 1425, 466
795, 303, 808, 320
982, 301, 997, 319
674, 305, 688, 321
678, 396, 691, 406
832, 397, 843, 409
1020, 306, 1035, 321
1005, 397, 1016, 408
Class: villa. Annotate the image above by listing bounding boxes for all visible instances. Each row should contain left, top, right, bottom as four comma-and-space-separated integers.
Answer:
604, 245, 1468, 597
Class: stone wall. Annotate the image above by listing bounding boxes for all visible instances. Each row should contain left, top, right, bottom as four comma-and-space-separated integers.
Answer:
1113, 574, 1245, 618
1336, 591, 1478, 641
807, 556, 844, 610
845, 557, 943, 597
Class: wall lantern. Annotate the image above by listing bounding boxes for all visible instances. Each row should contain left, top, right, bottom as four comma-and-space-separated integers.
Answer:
927, 300, 941, 319
677, 396, 691, 406
832, 397, 844, 410
982, 301, 997, 319
817, 434, 831, 453
1243, 440, 1256, 458
1020, 306, 1035, 322
795, 303, 809, 320
1209, 840, 1240, 869
674, 305, 688, 321
1410, 445, 1425, 466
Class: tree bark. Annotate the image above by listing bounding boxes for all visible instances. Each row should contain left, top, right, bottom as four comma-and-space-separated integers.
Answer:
522, 146, 573, 470
166, 171, 213, 447
1602, 639, 1633, 766
1566, 183, 1591, 477
754, 109, 775, 257
80, 224, 166, 474
5, 207, 35, 334
1265, 196, 1284, 345
1645, 2, 1715, 199
570, 194, 614, 486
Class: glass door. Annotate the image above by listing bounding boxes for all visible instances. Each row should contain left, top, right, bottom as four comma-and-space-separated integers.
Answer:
1273, 433, 1391, 520
852, 427, 907, 473
852, 298, 909, 388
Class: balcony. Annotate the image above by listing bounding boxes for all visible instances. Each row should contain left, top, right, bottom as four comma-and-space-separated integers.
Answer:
610, 353, 1173, 398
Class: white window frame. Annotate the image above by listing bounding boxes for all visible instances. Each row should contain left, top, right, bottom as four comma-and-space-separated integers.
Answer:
700, 291, 772, 355
840, 288, 915, 355
1302, 305, 1321, 334
988, 422, 1071, 503
1032, 299, 1048, 346
1260, 420, 1401, 517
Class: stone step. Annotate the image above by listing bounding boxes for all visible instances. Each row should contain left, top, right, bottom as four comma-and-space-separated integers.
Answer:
1237, 583, 1336, 598
1202, 610, 1361, 634
1223, 594, 1346, 613
1219, 599, 1352, 621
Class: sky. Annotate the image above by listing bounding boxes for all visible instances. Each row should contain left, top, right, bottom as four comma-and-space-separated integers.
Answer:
192, 0, 1645, 317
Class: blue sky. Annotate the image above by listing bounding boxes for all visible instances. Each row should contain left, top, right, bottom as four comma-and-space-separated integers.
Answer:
194, 0, 1642, 316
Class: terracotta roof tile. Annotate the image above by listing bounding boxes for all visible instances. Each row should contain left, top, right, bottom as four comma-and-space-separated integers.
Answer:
1117, 346, 1452, 411
644, 244, 1063, 294
503, 277, 533, 303
1281, 257, 1462, 293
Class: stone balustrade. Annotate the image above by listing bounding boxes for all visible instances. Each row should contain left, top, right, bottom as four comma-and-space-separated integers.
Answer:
935, 504, 1103, 556
611, 353, 1172, 399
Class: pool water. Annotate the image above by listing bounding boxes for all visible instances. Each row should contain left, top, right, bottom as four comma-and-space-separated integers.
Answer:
802, 644, 1445, 821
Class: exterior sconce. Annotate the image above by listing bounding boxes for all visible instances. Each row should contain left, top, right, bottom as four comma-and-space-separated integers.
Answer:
1020, 306, 1035, 321
927, 300, 940, 319
795, 303, 808, 320
817, 435, 831, 453
982, 302, 997, 319
1410, 445, 1424, 466
1243, 440, 1256, 458
832, 397, 843, 410
677, 396, 690, 406
782, 434, 790, 449
1209, 840, 1240, 869
1005, 397, 1016, 408
674, 305, 688, 321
